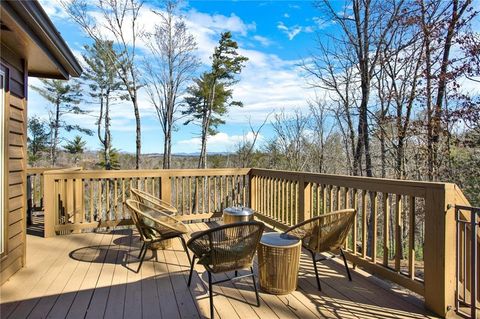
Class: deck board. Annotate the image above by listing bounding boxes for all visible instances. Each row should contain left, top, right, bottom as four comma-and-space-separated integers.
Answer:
0, 222, 441, 319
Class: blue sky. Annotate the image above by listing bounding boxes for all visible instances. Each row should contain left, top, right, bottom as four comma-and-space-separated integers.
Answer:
31, 0, 480, 155
30, 0, 336, 154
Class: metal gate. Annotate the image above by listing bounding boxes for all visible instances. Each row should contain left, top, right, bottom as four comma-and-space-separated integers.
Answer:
456, 205, 480, 319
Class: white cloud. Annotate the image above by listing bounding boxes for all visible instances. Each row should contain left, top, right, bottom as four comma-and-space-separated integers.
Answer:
38, 0, 70, 19
176, 131, 262, 153
277, 21, 314, 40
284, 13, 290, 18
187, 9, 256, 36
253, 35, 273, 47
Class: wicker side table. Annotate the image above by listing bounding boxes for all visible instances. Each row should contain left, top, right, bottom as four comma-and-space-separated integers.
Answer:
258, 232, 301, 294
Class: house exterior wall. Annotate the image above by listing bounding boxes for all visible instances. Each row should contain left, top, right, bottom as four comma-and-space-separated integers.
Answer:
0, 43, 28, 284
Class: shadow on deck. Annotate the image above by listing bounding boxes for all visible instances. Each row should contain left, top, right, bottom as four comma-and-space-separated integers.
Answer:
0, 222, 439, 319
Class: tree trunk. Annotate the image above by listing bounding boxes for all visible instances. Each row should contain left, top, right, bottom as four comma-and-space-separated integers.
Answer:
132, 93, 141, 169
105, 93, 111, 170
51, 101, 60, 166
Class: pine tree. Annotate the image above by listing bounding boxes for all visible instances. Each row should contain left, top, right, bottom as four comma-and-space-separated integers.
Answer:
64, 135, 87, 164
27, 116, 49, 164
31, 79, 92, 166
83, 40, 124, 170
183, 32, 248, 168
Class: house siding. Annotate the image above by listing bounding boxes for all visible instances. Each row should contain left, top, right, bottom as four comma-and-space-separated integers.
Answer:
1, 43, 27, 285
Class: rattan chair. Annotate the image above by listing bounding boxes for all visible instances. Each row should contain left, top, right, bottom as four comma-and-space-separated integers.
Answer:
284, 209, 356, 291
125, 199, 190, 273
131, 188, 178, 215
187, 221, 265, 319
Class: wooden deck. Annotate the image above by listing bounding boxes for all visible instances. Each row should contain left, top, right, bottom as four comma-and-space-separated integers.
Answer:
1, 221, 439, 319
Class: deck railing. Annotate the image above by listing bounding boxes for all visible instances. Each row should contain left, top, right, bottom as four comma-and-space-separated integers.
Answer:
41, 168, 250, 236
35, 166, 471, 317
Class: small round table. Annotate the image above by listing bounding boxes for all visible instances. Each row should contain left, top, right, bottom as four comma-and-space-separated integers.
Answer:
223, 206, 254, 224
258, 232, 301, 295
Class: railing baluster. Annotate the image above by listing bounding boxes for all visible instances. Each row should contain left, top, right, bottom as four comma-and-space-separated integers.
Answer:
383, 192, 390, 266
409, 196, 416, 279
353, 189, 358, 255
89, 179, 94, 222
121, 178, 125, 219
362, 190, 367, 259
106, 178, 110, 221
372, 191, 378, 263
220, 176, 224, 211
196, 176, 200, 214
395, 194, 402, 272
470, 209, 477, 319
328, 185, 332, 212
323, 184, 327, 215
336, 186, 341, 211
114, 179, 118, 221
345, 187, 351, 250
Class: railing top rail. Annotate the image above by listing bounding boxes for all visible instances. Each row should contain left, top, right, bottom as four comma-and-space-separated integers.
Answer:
43, 167, 251, 179
27, 167, 81, 175
249, 168, 454, 197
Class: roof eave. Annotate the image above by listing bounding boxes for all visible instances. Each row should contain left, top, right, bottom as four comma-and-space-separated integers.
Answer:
5, 0, 82, 78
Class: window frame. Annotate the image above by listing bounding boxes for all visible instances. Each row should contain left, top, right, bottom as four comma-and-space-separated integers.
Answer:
0, 68, 6, 257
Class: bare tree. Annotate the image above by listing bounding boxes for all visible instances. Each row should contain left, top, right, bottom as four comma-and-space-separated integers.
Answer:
65, 0, 144, 169
143, 0, 199, 169
316, 0, 405, 177
266, 110, 311, 171
234, 115, 270, 168
308, 94, 334, 173
418, 0, 474, 180
303, 39, 359, 175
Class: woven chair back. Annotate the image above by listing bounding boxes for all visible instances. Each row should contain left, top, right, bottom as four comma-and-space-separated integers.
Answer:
125, 199, 187, 241
286, 209, 356, 253
125, 199, 152, 242
189, 221, 265, 273
131, 188, 177, 215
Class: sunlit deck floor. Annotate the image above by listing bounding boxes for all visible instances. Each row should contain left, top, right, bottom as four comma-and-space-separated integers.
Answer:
1, 220, 439, 319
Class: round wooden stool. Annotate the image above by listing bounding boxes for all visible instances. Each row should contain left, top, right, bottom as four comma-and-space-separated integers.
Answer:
258, 232, 301, 294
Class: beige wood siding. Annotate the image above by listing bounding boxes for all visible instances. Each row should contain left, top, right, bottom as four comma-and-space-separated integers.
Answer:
1, 43, 27, 285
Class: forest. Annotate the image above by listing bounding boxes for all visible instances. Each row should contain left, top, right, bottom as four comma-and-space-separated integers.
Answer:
27, 0, 480, 206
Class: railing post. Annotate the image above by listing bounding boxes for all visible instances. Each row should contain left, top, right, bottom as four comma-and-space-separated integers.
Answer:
160, 174, 172, 204
26, 175, 32, 226
248, 170, 256, 211
43, 173, 56, 238
424, 184, 456, 317
298, 178, 312, 223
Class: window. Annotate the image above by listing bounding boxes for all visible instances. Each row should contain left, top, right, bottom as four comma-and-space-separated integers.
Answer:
0, 69, 5, 255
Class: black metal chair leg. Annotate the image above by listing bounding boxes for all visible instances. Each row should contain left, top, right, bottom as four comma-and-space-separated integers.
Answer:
187, 256, 196, 287
138, 242, 146, 259
235, 270, 238, 277
311, 250, 322, 291
251, 267, 260, 307
208, 271, 214, 319
137, 243, 149, 273
340, 249, 352, 281
179, 236, 191, 265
